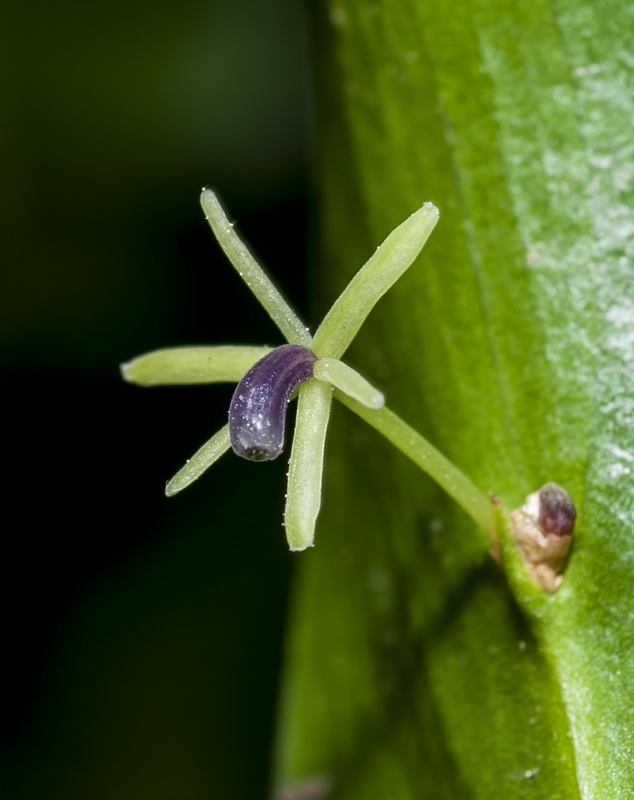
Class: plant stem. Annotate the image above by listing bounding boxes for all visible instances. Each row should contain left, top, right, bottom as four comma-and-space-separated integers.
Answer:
336, 391, 496, 544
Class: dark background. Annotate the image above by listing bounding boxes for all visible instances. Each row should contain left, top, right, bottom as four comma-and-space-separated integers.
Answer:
2, 1, 312, 797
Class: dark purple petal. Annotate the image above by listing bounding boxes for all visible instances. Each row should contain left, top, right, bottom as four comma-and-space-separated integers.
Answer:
229, 344, 317, 461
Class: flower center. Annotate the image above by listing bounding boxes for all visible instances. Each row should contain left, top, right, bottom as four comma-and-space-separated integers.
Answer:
229, 344, 317, 461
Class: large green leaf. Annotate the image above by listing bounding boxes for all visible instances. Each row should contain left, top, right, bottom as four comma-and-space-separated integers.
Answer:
276, 1, 633, 797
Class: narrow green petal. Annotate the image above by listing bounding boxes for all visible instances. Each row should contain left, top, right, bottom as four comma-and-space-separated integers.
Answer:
336, 391, 495, 545
284, 380, 333, 551
165, 424, 231, 496
313, 358, 384, 409
312, 203, 439, 359
200, 189, 311, 347
121, 345, 272, 386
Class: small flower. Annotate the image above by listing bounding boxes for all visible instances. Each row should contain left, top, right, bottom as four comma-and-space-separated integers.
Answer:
229, 344, 317, 462
123, 189, 493, 550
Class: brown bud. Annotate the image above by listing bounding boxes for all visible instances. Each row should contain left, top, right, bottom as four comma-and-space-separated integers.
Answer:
510, 483, 576, 592
536, 483, 577, 537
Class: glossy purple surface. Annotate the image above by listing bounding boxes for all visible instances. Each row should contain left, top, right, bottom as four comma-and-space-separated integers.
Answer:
538, 483, 577, 537
229, 344, 316, 461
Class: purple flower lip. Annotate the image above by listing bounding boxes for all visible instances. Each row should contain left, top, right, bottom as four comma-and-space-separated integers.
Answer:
229, 344, 317, 461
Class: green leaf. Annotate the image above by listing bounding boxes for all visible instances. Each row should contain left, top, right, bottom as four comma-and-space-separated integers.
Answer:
276, 1, 633, 798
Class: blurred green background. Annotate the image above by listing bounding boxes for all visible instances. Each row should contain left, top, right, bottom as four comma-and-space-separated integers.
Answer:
1, 1, 312, 797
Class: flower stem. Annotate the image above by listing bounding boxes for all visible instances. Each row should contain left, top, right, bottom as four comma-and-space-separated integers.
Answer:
336, 391, 495, 544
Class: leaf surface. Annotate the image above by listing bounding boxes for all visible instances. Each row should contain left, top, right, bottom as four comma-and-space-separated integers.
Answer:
277, 1, 634, 797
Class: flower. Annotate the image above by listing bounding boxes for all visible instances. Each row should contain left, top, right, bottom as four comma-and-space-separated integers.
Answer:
122, 189, 492, 550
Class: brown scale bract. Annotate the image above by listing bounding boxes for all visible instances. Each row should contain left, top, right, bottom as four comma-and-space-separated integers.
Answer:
510, 482, 576, 592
